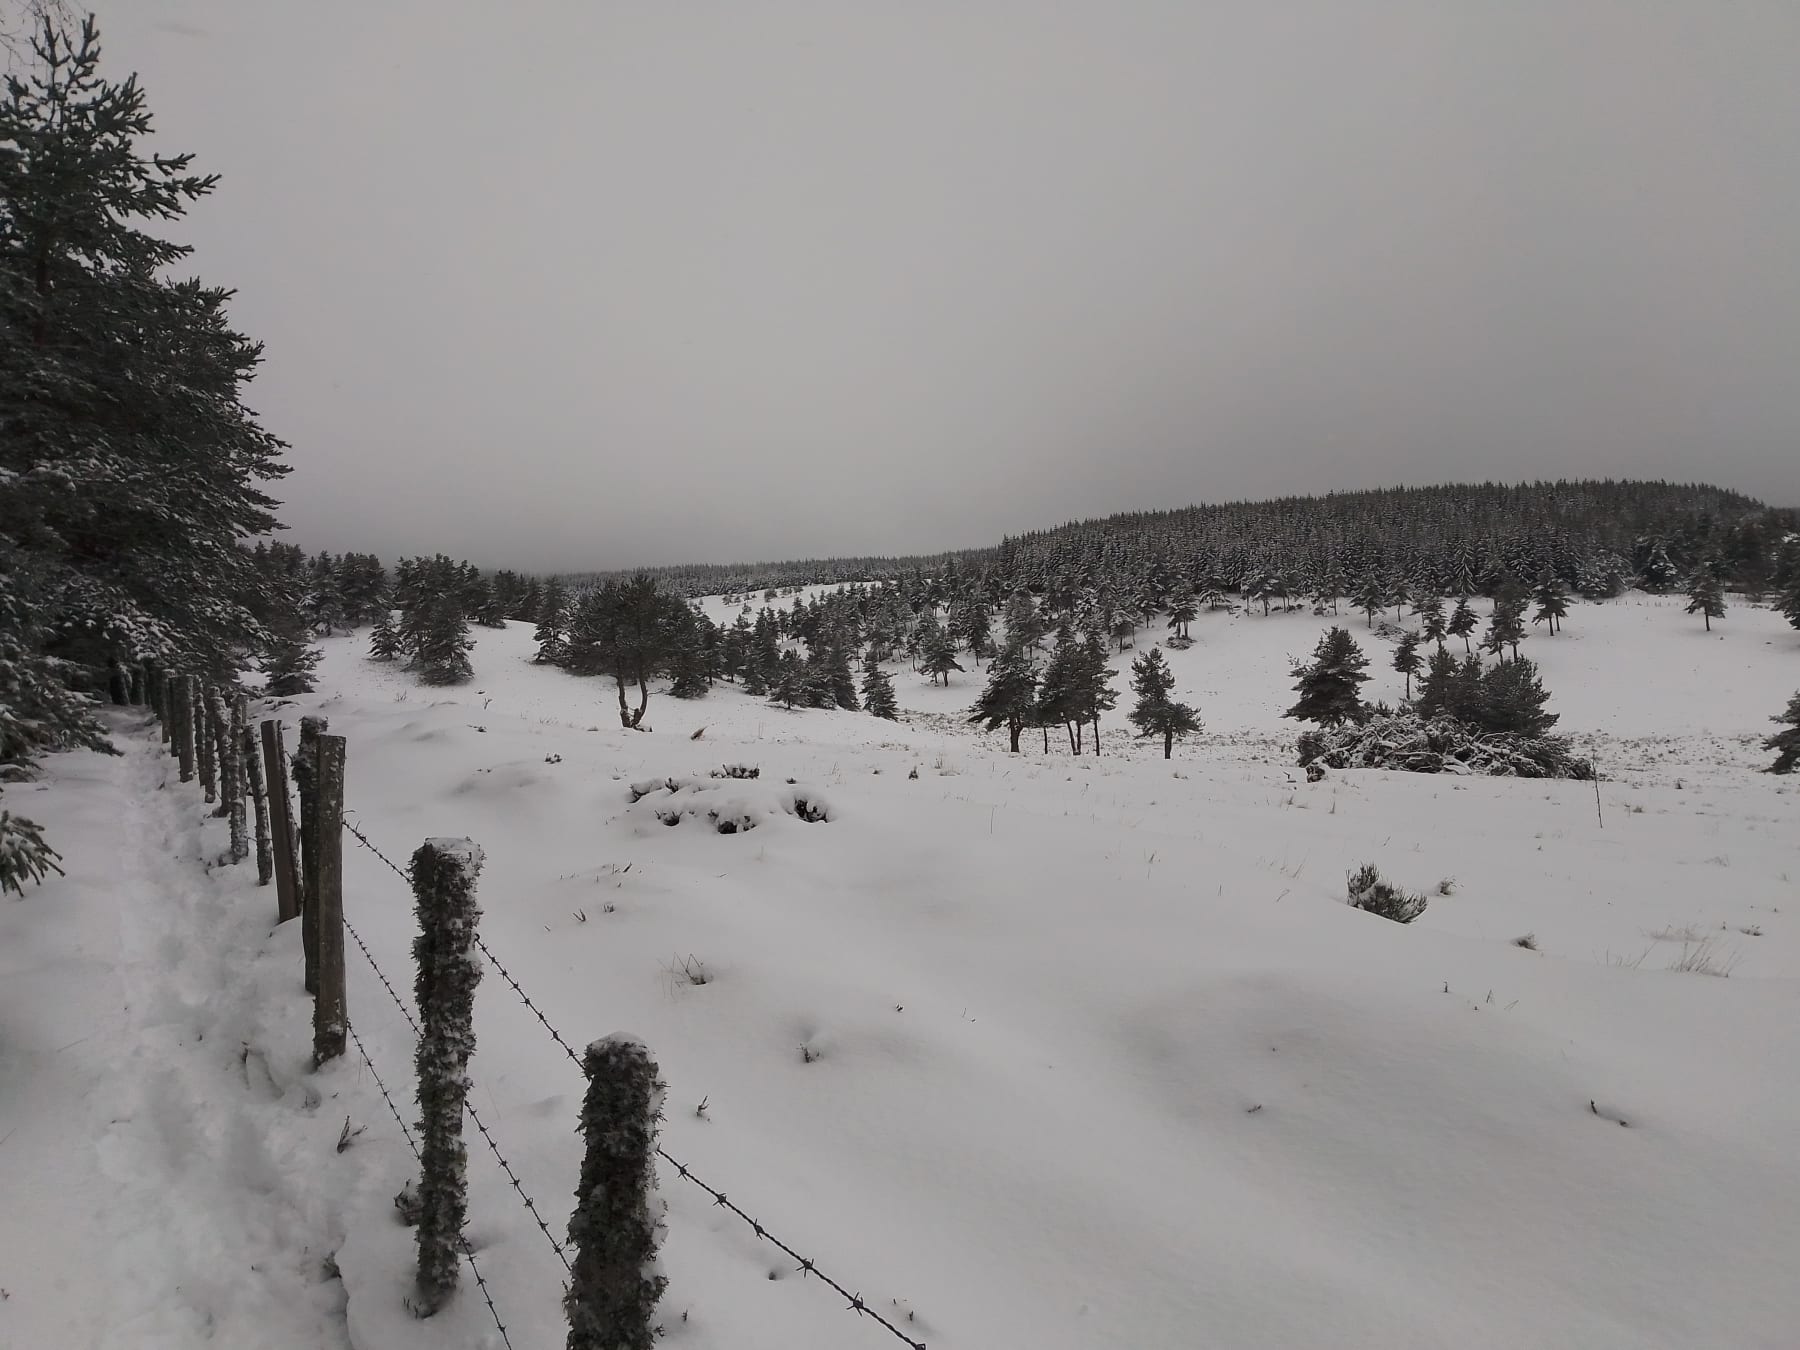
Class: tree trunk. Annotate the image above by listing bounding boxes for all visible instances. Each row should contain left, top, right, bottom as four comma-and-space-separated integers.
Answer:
1163, 729, 1173, 759
1008, 721, 1021, 753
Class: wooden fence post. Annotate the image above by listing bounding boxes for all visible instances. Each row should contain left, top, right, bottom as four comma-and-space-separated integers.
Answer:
409, 837, 485, 1316
312, 734, 347, 1066
294, 715, 328, 995
177, 676, 196, 781
260, 721, 299, 920
566, 1037, 669, 1350
244, 703, 274, 886
197, 683, 218, 805
222, 694, 249, 861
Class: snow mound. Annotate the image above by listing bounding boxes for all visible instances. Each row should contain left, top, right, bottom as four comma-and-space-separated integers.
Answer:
626, 777, 836, 833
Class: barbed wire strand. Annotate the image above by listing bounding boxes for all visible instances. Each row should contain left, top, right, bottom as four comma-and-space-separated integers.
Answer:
343, 905, 573, 1277
344, 1018, 515, 1350
342, 811, 928, 1350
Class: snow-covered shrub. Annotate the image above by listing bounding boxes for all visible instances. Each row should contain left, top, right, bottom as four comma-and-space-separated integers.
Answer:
1297, 710, 1594, 780
709, 764, 760, 780
1346, 863, 1428, 924
566, 1035, 667, 1350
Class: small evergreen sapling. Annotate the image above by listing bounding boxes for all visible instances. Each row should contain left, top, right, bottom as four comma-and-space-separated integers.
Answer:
1765, 690, 1800, 775
1126, 646, 1201, 758
368, 612, 402, 661
1346, 863, 1428, 923
1531, 570, 1569, 634
264, 633, 322, 696
1352, 574, 1388, 628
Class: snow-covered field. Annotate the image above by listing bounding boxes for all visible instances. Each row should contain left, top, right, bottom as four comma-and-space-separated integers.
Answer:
4, 593, 1798, 1349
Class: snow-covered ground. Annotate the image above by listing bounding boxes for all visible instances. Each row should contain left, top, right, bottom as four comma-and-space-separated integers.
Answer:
4, 592, 1798, 1349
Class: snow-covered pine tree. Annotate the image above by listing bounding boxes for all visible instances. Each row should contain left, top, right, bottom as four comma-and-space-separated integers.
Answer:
1127, 646, 1201, 758
411, 598, 473, 685
1166, 595, 1198, 643
1484, 581, 1528, 661
1782, 572, 1800, 633
1530, 570, 1570, 634
1764, 690, 1800, 774
817, 638, 859, 710
768, 650, 806, 709
264, 631, 322, 696
921, 625, 965, 686
968, 642, 1038, 752
1392, 631, 1423, 700
1685, 562, 1726, 631
1284, 627, 1370, 727
1479, 657, 1558, 736
1447, 596, 1479, 654
1415, 645, 1458, 719
368, 611, 402, 661
859, 650, 898, 720
532, 579, 568, 664
1418, 594, 1448, 650
1352, 574, 1388, 628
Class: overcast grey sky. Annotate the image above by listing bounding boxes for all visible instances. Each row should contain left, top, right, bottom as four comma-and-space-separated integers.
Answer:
96, 1, 1800, 571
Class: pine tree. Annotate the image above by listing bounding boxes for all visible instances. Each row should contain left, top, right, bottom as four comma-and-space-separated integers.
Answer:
1284, 627, 1370, 727
412, 598, 473, 686
1166, 596, 1198, 642
368, 612, 402, 661
1352, 574, 1388, 628
1484, 584, 1528, 661
667, 618, 711, 699
967, 643, 1038, 752
532, 580, 568, 664
1479, 656, 1558, 735
921, 626, 965, 686
1126, 647, 1201, 758
1418, 594, 1448, 650
1781, 573, 1800, 633
1531, 570, 1569, 635
1447, 596, 1479, 654
860, 651, 898, 720
768, 650, 806, 709
1764, 690, 1800, 774
1685, 563, 1726, 631
1074, 632, 1120, 754
1415, 645, 1458, 719
264, 631, 322, 696
1391, 631, 1423, 700
818, 640, 859, 711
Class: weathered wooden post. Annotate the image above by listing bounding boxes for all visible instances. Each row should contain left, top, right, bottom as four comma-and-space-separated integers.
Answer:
196, 683, 218, 805
260, 721, 299, 920
293, 715, 328, 994
566, 1037, 669, 1350
221, 694, 249, 861
130, 664, 146, 707
239, 700, 271, 883
176, 676, 196, 782
312, 734, 347, 1066
409, 837, 485, 1317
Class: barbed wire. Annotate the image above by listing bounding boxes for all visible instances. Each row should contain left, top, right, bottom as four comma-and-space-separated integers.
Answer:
342, 905, 573, 1278
344, 1018, 515, 1350
342, 807, 928, 1349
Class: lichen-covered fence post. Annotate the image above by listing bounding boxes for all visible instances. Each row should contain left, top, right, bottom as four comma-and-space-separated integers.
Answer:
176, 676, 196, 781
196, 683, 217, 805
224, 694, 250, 861
261, 720, 300, 922
566, 1036, 668, 1350
243, 701, 274, 886
409, 837, 485, 1318
311, 734, 347, 1066
206, 689, 231, 820
293, 715, 328, 995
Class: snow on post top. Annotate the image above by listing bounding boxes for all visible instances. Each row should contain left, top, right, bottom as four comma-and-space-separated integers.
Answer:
424, 837, 484, 875
589, 1033, 651, 1057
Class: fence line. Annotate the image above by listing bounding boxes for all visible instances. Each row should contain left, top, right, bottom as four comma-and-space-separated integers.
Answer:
344, 1018, 516, 1350
342, 810, 929, 1350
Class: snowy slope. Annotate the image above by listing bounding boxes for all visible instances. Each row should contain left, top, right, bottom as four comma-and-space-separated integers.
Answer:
4, 591, 1798, 1349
